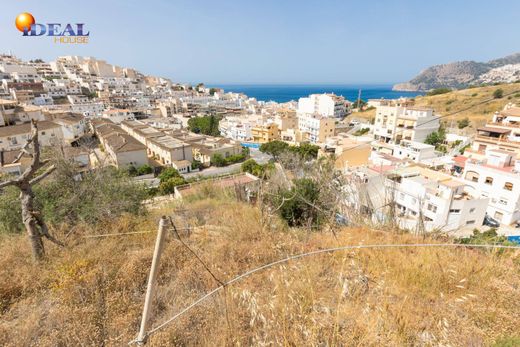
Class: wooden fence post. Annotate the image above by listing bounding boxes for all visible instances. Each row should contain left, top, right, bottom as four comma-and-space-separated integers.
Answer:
136, 216, 168, 345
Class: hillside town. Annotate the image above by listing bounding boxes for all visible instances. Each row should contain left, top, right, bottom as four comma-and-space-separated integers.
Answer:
1, 54, 520, 239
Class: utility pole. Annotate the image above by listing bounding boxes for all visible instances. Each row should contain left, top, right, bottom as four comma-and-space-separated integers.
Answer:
136, 216, 168, 345
357, 88, 362, 111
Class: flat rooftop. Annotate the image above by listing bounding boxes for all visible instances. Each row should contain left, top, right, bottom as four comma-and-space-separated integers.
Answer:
149, 135, 188, 149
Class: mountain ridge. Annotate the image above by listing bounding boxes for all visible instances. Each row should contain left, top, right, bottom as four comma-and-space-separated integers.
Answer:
393, 52, 520, 91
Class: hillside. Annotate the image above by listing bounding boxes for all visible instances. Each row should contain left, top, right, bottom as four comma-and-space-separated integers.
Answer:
393, 52, 520, 91
0, 193, 519, 346
351, 82, 520, 126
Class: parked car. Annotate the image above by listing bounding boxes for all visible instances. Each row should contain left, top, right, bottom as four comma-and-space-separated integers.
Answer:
483, 214, 500, 228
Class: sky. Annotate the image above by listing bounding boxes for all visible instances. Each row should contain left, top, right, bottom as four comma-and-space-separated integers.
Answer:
1, 0, 519, 85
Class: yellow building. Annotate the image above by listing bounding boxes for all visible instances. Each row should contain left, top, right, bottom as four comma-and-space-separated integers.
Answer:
251, 123, 280, 143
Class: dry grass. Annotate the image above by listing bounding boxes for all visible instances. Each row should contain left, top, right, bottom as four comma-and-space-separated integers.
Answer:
350, 82, 520, 128
0, 197, 519, 346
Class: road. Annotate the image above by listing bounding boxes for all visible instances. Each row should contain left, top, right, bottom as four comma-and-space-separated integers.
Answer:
182, 148, 271, 179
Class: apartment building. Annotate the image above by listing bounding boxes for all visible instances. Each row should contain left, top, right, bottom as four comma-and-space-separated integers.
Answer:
297, 94, 348, 118
470, 104, 520, 156
0, 121, 63, 151
120, 120, 193, 172
101, 109, 134, 124
218, 116, 254, 141
370, 140, 436, 164
297, 113, 335, 144
147, 135, 193, 173
168, 130, 242, 166
274, 109, 298, 131
373, 106, 439, 144
0, 99, 18, 126
96, 123, 148, 168
462, 149, 520, 225
387, 166, 488, 232
52, 114, 87, 144
251, 123, 279, 143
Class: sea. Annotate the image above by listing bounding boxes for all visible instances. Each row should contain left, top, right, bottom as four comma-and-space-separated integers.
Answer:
208, 84, 423, 103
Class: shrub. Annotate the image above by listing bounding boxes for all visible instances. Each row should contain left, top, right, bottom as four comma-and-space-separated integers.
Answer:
456, 228, 513, 246
158, 167, 181, 182
457, 117, 470, 129
211, 154, 227, 167
137, 164, 153, 176
260, 141, 289, 160
273, 178, 323, 227
0, 186, 23, 234
126, 165, 138, 176
187, 115, 220, 136
426, 88, 451, 96
493, 88, 504, 99
35, 166, 147, 227
191, 160, 203, 170
353, 128, 370, 136
159, 176, 186, 195
288, 143, 320, 160
241, 159, 273, 177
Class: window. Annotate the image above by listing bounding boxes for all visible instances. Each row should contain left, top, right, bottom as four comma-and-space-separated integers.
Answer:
499, 198, 508, 205
399, 193, 405, 199
427, 203, 437, 213
484, 177, 493, 185
469, 208, 475, 213
449, 209, 461, 214
465, 171, 479, 182
504, 182, 513, 191
494, 211, 503, 221
466, 220, 475, 225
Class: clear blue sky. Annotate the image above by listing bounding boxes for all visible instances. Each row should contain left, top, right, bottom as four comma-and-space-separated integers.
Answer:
1, 0, 519, 84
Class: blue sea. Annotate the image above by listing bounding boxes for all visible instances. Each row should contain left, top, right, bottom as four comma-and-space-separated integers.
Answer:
210, 84, 423, 103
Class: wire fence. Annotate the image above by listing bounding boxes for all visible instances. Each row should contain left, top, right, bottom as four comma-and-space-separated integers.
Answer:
129, 241, 520, 344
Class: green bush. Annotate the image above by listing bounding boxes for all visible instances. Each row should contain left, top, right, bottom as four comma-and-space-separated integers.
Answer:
187, 115, 221, 136
493, 88, 504, 99
353, 128, 370, 136
211, 153, 227, 167
159, 176, 186, 195
191, 160, 203, 170
241, 159, 273, 177
260, 141, 319, 161
426, 88, 451, 96
260, 141, 289, 160
457, 117, 470, 129
274, 178, 323, 227
158, 167, 181, 182
456, 228, 513, 246
137, 164, 153, 175
0, 186, 23, 234
126, 165, 138, 176
33, 165, 148, 227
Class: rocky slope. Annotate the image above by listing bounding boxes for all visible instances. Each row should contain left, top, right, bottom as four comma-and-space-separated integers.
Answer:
394, 52, 520, 91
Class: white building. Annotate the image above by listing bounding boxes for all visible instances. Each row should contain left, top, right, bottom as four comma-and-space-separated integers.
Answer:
297, 94, 348, 118
53, 114, 87, 144
102, 109, 134, 124
373, 106, 439, 144
297, 113, 335, 143
462, 149, 520, 225
387, 166, 488, 232
0, 121, 63, 151
370, 140, 436, 164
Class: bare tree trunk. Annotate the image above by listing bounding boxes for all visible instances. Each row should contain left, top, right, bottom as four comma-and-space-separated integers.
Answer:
20, 184, 45, 260
0, 120, 62, 261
